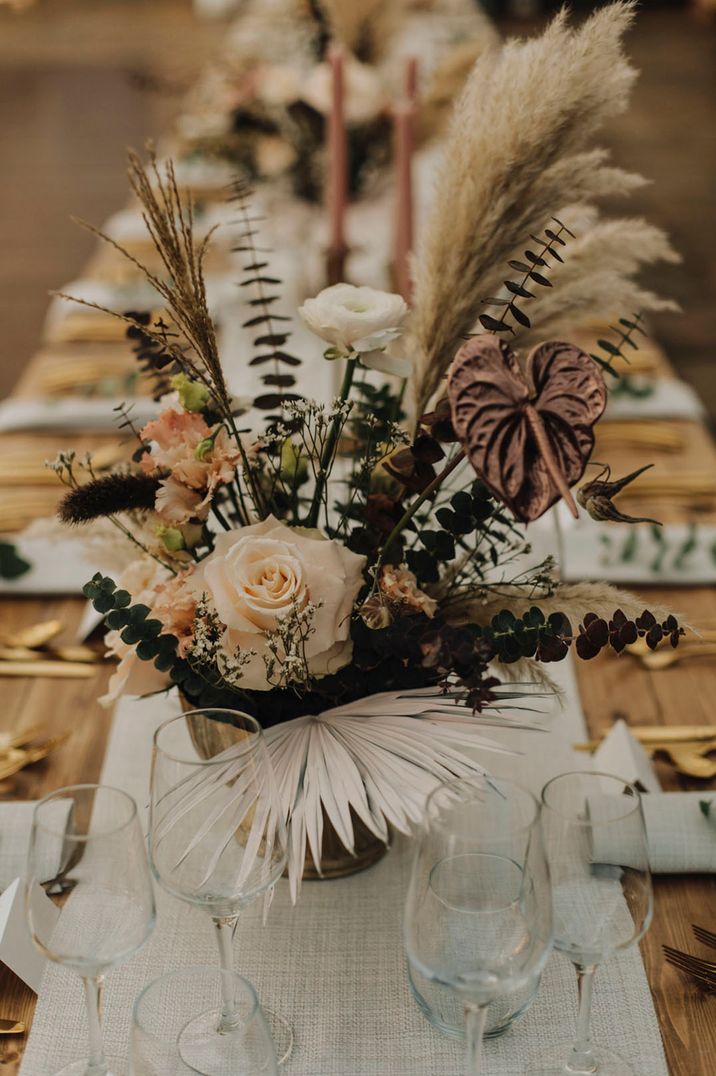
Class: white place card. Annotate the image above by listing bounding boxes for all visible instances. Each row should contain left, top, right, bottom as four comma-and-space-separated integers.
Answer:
593, 719, 662, 794
0, 879, 58, 994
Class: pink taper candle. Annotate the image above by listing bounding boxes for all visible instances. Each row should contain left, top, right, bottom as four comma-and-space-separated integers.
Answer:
326, 44, 348, 284
393, 57, 418, 301
393, 98, 415, 302
404, 55, 418, 103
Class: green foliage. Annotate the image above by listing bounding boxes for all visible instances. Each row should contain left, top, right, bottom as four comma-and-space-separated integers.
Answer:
480, 218, 574, 334
83, 573, 180, 676
0, 541, 31, 580
589, 313, 646, 379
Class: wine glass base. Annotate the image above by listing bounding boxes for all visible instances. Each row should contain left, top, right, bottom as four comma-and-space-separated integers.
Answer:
179, 1007, 294, 1073
264, 1009, 295, 1067
530, 1043, 635, 1075
52, 1059, 126, 1076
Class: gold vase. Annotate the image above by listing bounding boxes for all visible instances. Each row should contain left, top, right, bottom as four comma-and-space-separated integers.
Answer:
179, 695, 388, 880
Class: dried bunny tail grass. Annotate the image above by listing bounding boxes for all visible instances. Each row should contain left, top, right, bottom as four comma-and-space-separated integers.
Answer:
411, 1, 638, 415
318, 0, 400, 58
514, 217, 681, 346
446, 581, 676, 631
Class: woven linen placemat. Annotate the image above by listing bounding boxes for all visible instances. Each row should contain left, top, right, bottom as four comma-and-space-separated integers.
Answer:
20, 662, 668, 1075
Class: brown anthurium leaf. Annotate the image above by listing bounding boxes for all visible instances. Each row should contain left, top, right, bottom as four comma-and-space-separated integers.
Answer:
447, 337, 607, 522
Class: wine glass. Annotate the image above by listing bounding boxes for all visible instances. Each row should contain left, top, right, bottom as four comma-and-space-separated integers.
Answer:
149, 708, 289, 1068
531, 771, 653, 1076
131, 966, 278, 1075
404, 776, 553, 1076
26, 784, 156, 1076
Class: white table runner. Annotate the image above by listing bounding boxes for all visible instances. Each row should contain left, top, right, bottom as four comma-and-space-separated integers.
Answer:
20, 661, 668, 1075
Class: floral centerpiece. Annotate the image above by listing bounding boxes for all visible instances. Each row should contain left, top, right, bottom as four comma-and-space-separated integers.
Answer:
174, 0, 496, 202
55, 2, 682, 896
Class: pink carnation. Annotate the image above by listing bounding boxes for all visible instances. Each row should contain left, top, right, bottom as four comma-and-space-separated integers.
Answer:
140, 410, 241, 524
152, 569, 198, 658
379, 565, 438, 618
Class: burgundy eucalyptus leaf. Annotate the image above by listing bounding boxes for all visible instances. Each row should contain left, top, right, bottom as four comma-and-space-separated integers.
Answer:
447, 337, 607, 523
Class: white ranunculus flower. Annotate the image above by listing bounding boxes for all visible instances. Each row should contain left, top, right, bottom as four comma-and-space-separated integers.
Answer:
359, 338, 413, 378
299, 283, 408, 357
195, 516, 366, 691
300, 58, 385, 125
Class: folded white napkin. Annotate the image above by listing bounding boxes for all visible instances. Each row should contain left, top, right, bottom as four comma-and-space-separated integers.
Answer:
588, 792, 716, 874
0, 395, 161, 434
605, 379, 706, 421
0, 534, 104, 595
552, 503, 716, 586
0, 800, 72, 891
592, 720, 663, 794
45, 273, 235, 333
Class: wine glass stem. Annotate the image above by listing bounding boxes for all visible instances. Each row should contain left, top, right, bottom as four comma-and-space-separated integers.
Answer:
82, 975, 108, 1075
212, 914, 241, 1033
567, 964, 598, 1074
464, 1002, 488, 1076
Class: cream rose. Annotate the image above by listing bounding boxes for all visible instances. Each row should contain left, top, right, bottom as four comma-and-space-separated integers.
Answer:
196, 516, 366, 691
301, 58, 385, 125
299, 283, 408, 358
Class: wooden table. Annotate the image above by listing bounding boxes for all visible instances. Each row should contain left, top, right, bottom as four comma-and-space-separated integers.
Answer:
1, 340, 715, 1073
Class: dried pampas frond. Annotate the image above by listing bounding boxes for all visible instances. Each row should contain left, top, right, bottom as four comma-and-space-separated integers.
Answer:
446, 581, 675, 633
411, 1, 643, 415
514, 217, 680, 348
493, 656, 562, 698
416, 30, 500, 145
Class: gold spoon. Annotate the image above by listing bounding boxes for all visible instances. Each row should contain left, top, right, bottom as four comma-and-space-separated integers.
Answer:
638, 644, 716, 671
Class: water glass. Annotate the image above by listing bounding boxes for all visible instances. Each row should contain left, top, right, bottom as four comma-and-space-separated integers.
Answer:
404, 776, 553, 1076
26, 784, 156, 1076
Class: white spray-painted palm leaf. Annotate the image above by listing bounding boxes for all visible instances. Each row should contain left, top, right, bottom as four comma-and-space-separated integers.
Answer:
264, 687, 546, 901
155, 687, 546, 904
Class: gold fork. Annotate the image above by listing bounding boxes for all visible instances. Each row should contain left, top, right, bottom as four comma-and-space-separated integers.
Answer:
0, 732, 71, 782
636, 644, 716, 672
627, 631, 716, 658
0, 723, 47, 752
0, 620, 63, 648
692, 925, 716, 951
0, 659, 96, 679
663, 945, 716, 990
